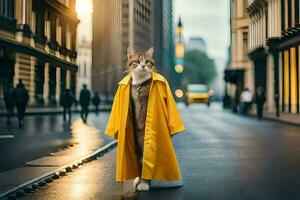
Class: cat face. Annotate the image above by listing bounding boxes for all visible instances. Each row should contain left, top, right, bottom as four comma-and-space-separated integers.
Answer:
127, 47, 155, 76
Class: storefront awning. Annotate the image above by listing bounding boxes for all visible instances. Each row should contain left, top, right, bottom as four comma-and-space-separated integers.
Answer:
0, 38, 78, 71
224, 69, 244, 84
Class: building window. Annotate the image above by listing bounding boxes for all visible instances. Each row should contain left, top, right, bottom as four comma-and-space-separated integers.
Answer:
287, 0, 291, 28
0, 0, 14, 18
66, 23, 71, 49
44, 11, 51, 39
83, 62, 86, 78
31, 11, 36, 34
22, 0, 26, 24
57, 0, 69, 7
242, 32, 248, 60
281, 0, 285, 31
282, 50, 289, 112
56, 17, 62, 45
243, 0, 248, 17
295, 0, 299, 24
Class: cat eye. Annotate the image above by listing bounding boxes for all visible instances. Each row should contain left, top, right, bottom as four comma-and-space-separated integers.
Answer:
133, 60, 140, 64
146, 60, 152, 64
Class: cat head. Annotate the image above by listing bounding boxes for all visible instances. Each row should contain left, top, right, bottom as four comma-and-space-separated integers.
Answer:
126, 47, 155, 76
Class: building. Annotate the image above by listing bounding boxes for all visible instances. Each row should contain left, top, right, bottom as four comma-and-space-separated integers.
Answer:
153, 0, 175, 80
225, 0, 253, 111
92, 0, 175, 96
248, 0, 299, 116
76, 38, 92, 96
0, 0, 79, 107
187, 37, 207, 52
227, 0, 300, 117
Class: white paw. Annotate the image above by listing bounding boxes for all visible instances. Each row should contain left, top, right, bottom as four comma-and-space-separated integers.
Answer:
133, 177, 141, 188
137, 181, 149, 191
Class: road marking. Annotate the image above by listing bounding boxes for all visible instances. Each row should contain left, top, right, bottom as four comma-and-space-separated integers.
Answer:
0, 135, 15, 139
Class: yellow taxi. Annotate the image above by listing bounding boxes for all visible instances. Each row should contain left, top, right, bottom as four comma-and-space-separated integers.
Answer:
185, 84, 214, 106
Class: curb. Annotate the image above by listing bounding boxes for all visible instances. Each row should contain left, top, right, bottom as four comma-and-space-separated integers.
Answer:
0, 140, 117, 200
263, 116, 300, 127
224, 108, 300, 128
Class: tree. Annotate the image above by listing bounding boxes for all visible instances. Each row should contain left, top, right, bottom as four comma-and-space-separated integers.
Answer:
183, 50, 217, 85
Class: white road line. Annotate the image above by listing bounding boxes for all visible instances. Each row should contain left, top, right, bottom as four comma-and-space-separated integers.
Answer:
0, 135, 15, 139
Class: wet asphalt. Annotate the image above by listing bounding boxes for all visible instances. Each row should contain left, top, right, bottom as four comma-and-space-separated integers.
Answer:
0, 112, 110, 172
12, 104, 300, 200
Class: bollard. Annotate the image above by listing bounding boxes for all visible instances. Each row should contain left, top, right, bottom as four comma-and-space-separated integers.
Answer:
23, 187, 32, 193
31, 184, 39, 190
66, 166, 73, 172
45, 178, 53, 183
59, 170, 66, 176
38, 181, 46, 187
52, 173, 60, 179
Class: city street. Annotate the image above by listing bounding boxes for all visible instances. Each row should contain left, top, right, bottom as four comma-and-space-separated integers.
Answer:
2, 0, 300, 199
16, 104, 300, 200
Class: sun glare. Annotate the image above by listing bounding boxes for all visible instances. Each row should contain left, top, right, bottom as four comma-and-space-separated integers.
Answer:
76, 0, 93, 14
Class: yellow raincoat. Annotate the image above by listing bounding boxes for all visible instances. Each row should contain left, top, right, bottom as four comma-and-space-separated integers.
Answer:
105, 71, 185, 182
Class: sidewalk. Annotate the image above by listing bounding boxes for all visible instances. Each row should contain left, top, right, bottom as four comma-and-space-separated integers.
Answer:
226, 107, 300, 127
262, 112, 300, 127
0, 113, 114, 199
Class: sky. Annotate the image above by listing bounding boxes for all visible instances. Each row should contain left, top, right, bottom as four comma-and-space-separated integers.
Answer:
76, 0, 93, 42
174, 0, 230, 93
174, 0, 230, 63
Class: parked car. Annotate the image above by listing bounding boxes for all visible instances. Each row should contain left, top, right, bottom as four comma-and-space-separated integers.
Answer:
185, 84, 214, 106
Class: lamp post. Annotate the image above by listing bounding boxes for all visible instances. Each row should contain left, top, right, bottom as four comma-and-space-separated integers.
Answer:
174, 17, 185, 100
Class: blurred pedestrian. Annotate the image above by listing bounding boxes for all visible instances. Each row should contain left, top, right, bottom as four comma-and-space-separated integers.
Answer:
4, 83, 15, 125
79, 84, 91, 123
255, 86, 265, 120
240, 88, 253, 115
61, 89, 74, 123
14, 80, 29, 128
92, 92, 101, 115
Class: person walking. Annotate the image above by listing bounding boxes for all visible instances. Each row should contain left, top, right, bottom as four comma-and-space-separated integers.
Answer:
255, 86, 266, 120
79, 84, 91, 123
4, 83, 15, 125
92, 92, 101, 115
240, 88, 253, 115
14, 80, 29, 128
61, 89, 74, 123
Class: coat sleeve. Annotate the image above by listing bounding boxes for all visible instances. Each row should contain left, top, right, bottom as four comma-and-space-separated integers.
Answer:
104, 86, 121, 139
164, 79, 185, 136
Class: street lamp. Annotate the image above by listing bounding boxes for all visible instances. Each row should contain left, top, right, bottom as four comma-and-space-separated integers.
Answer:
175, 89, 184, 98
175, 64, 184, 73
173, 17, 185, 101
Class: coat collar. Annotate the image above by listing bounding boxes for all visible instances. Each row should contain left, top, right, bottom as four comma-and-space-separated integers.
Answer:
118, 71, 165, 85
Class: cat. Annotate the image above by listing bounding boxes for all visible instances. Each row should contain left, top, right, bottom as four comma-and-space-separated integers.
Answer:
127, 47, 154, 191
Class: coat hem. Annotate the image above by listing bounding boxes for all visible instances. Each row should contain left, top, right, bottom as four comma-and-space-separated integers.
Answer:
170, 126, 185, 136
115, 176, 182, 182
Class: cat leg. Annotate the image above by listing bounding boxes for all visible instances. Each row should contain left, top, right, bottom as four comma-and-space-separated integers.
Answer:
137, 179, 150, 191
133, 177, 141, 189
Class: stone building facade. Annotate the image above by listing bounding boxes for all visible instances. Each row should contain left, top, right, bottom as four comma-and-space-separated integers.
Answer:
0, 0, 78, 107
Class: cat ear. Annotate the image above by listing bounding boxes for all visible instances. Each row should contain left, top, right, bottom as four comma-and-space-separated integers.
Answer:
145, 47, 154, 58
127, 47, 136, 59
